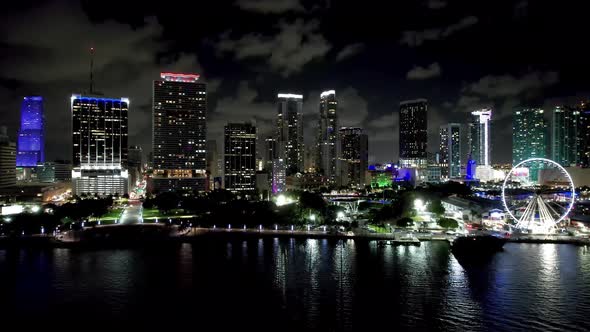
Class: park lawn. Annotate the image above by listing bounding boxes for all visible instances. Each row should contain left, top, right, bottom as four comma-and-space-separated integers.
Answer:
142, 208, 161, 219
368, 225, 389, 233
101, 208, 123, 221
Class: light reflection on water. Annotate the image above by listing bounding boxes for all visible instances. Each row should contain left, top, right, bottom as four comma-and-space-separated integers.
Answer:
0, 240, 589, 331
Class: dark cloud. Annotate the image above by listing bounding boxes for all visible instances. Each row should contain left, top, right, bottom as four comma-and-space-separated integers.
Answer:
400, 16, 478, 47
235, 0, 303, 13
406, 62, 441, 80
427, 0, 447, 10
217, 19, 331, 77
335, 43, 365, 61
467, 71, 559, 98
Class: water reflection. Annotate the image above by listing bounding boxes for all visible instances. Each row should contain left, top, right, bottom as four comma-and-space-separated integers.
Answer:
0, 241, 588, 330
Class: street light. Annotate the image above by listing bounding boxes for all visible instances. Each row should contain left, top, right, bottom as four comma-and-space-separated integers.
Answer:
337, 211, 345, 220
309, 214, 316, 222
414, 199, 426, 212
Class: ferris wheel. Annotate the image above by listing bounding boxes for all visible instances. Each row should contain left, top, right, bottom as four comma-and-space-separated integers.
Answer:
501, 158, 575, 234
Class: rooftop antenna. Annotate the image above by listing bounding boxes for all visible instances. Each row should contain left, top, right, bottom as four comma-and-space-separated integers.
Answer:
89, 47, 95, 94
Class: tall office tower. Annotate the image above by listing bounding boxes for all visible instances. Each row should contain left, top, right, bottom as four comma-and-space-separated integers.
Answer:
513, 108, 548, 181
439, 123, 461, 178
272, 158, 286, 193
577, 102, 590, 167
438, 126, 449, 178
16, 96, 45, 167
339, 127, 368, 188
0, 126, 16, 188
552, 106, 578, 166
277, 93, 304, 175
224, 122, 256, 196
399, 99, 427, 168
264, 136, 279, 170
152, 73, 207, 192
71, 95, 129, 195
468, 109, 492, 167
316, 90, 339, 183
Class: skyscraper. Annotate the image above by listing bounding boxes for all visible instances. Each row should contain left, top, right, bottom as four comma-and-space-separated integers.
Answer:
439, 123, 461, 178
399, 99, 427, 168
552, 106, 577, 167
16, 96, 44, 167
152, 73, 207, 192
224, 122, 256, 196
277, 93, 304, 175
316, 90, 339, 183
71, 95, 129, 195
128, 145, 143, 190
263, 136, 279, 170
576, 102, 590, 167
339, 127, 368, 188
0, 126, 16, 189
513, 108, 548, 180
468, 109, 492, 167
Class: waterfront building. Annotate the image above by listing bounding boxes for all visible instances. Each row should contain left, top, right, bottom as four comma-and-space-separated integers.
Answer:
71, 95, 129, 195
277, 93, 304, 175
152, 72, 207, 192
316, 90, 339, 184
399, 99, 427, 168
339, 127, 368, 188
513, 107, 548, 181
577, 102, 590, 167
272, 158, 286, 193
439, 123, 461, 178
224, 122, 256, 196
552, 106, 577, 167
468, 109, 492, 167
16, 96, 45, 167
0, 126, 16, 189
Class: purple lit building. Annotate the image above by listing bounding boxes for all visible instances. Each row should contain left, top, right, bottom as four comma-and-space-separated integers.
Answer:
16, 96, 45, 167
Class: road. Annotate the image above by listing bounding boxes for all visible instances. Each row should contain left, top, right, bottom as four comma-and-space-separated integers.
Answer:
119, 201, 143, 225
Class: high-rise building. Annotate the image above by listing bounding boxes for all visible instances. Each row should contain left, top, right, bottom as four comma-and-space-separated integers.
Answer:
316, 90, 339, 183
552, 106, 578, 167
272, 158, 286, 193
128, 145, 143, 190
513, 108, 548, 181
206, 140, 221, 191
399, 99, 427, 168
16, 96, 45, 167
263, 136, 279, 170
224, 122, 256, 196
71, 95, 129, 195
439, 123, 461, 178
468, 109, 492, 167
152, 73, 207, 192
576, 102, 590, 168
0, 126, 16, 189
37, 161, 71, 183
339, 127, 368, 188
277, 93, 304, 175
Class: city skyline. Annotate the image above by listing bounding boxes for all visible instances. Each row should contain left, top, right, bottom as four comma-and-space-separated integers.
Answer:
1, 1, 590, 164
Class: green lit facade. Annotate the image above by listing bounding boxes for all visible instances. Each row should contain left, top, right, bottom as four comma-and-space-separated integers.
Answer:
513, 108, 548, 181
551, 106, 577, 167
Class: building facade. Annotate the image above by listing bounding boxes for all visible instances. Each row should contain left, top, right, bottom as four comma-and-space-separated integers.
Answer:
152, 73, 207, 192
37, 161, 72, 183
399, 99, 427, 168
468, 109, 492, 167
552, 106, 577, 167
0, 126, 16, 188
316, 90, 339, 184
577, 102, 590, 168
440, 123, 461, 178
16, 96, 45, 167
71, 95, 129, 195
224, 122, 256, 196
339, 127, 368, 188
277, 93, 304, 175
513, 108, 548, 181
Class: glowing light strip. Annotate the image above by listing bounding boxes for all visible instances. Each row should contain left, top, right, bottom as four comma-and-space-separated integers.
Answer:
320, 90, 335, 98
277, 93, 303, 99
160, 72, 200, 82
502, 157, 575, 226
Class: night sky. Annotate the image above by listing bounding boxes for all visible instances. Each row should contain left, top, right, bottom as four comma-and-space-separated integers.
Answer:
1, 0, 589, 164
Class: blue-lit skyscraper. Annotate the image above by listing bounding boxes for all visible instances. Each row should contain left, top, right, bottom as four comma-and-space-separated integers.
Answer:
16, 96, 44, 167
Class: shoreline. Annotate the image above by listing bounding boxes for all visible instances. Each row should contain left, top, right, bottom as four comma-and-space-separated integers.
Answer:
1, 226, 589, 249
